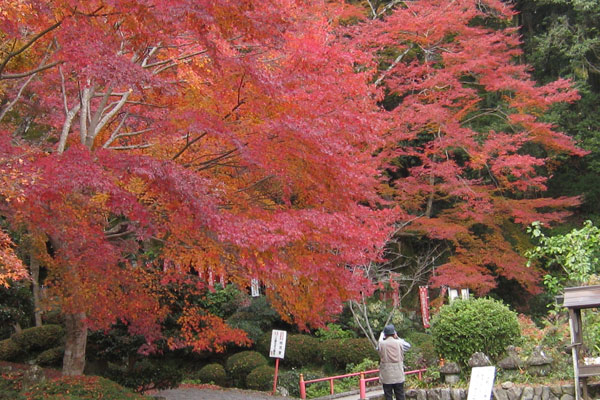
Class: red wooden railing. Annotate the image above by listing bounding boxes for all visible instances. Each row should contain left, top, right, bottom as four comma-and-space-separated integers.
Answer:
299, 368, 426, 400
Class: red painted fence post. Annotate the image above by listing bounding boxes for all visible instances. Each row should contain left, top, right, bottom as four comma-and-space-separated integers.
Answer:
359, 372, 366, 400
300, 373, 306, 399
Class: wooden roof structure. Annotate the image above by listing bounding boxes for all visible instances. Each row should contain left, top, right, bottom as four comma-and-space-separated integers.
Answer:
563, 285, 600, 309
562, 285, 600, 400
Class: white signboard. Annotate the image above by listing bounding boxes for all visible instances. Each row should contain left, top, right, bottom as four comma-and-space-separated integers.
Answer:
269, 329, 287, 359
251, 278, 260, 297
467, 366, 496, 400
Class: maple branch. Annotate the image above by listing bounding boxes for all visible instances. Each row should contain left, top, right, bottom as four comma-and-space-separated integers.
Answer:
0, 40, 53, 121
0, 20, 62, 77
194, 149, 239, 171
86, 89, 132, 148
144, 49, 209, 74
172, 132, 209, 160
102, 113, 153, 149
0, 61, 63, 80
106, 143, 152, 150
57, 103, 81, 154
374, 45, 413, 86
235, 175, 275, 193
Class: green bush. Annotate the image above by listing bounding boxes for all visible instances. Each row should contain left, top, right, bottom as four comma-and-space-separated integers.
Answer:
321, 338, 377, 370
104, 359, 183, 393
0, 338, 23, 361
246, 365, 275, 391
225, 351, 268, 387
254, 331, 272, 357
315, 324, 355, 341
284, 334, 321, 368
430, 298, 520, 366
24, 375, 145, 399
194, 363, 227, 386
36, 346, 64, 367
404, 332, 438, 369
278, 369, 321, 398
11, 324, 64, 353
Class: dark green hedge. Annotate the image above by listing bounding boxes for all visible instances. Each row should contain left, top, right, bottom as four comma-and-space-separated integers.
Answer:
11, 325, 64, 353
195, 363, 227, 386
225, 351, 268, 386
284, 334, 321, 368
246, 365, 275, 391
320, 338, 377, 369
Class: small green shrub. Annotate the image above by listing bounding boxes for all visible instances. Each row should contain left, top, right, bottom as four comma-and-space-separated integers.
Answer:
0, 338, 23, 361
278, 369, 322, 398
321, 338, 377, 370
284, 334, 321, 368
36, 346, 64, 367
104, 359, 183, 393
246, 365, 275, 391
430, 298, 520, 366
315, 324, 355, 341
195, 363, 227, 386
225, 351, 268, 386
11, 325, 64, 353
24, 375, 145, 399
404, 332, 438, 368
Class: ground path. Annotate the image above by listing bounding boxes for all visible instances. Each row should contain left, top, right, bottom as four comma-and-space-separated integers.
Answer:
152, 385, 385, 400
153, 386, 294, 400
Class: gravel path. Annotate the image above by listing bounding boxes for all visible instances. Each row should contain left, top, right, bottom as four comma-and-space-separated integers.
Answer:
152, 387, 295, 400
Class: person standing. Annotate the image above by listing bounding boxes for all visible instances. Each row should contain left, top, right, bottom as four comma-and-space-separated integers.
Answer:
378, 324, 411, 400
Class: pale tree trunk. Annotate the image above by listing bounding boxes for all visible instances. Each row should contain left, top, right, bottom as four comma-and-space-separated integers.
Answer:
62, 312, 88, 375
30, 251, 43, 327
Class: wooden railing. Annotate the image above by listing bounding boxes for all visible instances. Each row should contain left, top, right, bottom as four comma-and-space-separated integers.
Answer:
299, 368, 426, 400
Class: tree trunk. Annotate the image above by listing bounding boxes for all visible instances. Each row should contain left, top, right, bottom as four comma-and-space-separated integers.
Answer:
62, 312, 88, 375
30, 251, 43, 327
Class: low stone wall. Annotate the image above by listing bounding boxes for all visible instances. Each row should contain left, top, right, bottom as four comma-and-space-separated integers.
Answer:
398, 382, 600, 400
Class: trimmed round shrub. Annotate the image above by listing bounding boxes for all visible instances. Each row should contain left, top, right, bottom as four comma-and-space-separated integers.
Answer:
321, 338, 378, 370
284, 334, 321, 368
11, 324, 64, 352
225, 351, 268, 386
36, 346, 64, 367
431, 298, 520, 366
246, 365, 275, 391
0, 338, 22, 361
195, 363, 227, 386
25, 375, 145, 399
254, 331, 272, 357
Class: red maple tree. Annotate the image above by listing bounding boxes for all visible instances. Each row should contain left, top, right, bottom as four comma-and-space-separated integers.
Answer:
1, 0, 392, 374
349, 0, 585, 295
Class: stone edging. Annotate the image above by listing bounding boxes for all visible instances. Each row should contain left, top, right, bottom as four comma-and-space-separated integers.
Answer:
403, 382, 600, 400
